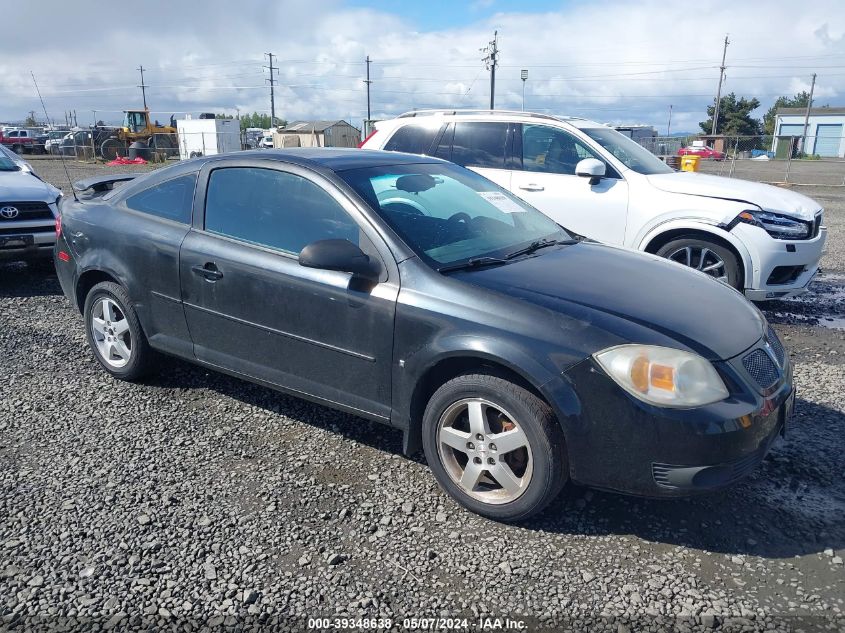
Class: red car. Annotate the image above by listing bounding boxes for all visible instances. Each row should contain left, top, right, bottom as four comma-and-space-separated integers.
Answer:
678, 144, 725, 161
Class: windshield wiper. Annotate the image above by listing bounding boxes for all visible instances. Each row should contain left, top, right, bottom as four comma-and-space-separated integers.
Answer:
505, 238, 578, 260
437, 256, 509, 273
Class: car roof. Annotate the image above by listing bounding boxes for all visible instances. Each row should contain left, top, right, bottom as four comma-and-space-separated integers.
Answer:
393, 109, 603, 128
204, 148, 446, 172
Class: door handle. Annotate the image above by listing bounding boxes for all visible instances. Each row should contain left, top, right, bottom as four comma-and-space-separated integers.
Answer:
519, 184, 544, 192
191, 263, 223, 281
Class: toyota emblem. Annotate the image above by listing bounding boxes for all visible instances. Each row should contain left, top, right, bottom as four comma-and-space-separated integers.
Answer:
0, 206, 19, 219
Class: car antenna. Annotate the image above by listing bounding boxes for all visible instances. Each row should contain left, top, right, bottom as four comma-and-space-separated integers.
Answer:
31, 71, 78, 201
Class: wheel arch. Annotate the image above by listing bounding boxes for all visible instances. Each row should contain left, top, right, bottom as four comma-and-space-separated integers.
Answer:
74, 268, 122, 313
403, 350, 575, 458
640, 223, 751, 290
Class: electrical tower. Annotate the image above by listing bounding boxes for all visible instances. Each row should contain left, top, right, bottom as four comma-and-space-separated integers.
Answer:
364, 55, 372, 122
481, 31, 499, 110
711, 35, 729, 135
137, 65, 148, 110
264, 53, 278, 128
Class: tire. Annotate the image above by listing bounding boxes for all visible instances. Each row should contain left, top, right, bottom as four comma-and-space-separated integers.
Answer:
656, 236, 742, 290
422, 373, 568, 522
100, 138, 121, 160
83, 281, 155, 381
12, 144, 23, 154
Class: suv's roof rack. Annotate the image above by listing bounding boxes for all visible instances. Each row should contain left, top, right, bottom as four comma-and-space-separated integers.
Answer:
396, 109, 583, 123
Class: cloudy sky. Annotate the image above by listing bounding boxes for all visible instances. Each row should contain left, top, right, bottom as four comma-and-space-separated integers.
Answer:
1, 0, 843, 132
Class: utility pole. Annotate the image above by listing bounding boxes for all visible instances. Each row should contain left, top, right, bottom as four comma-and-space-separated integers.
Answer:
800, 73, 817, 155
711, 34, 729, 135
667, 104, 673, 136
137, 65, 148, 110
264, 53, 277, 128
364, 55, 373, 123
521, 69, 528, 111
481, 31, 499, 109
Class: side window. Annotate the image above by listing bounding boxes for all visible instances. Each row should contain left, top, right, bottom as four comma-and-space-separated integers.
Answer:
204, 167, 360, 255
8, 131, 18, 138
125, 174, 196, 223
451, 122, 508, 169
384, 124, 439, 155
522, 125, 609, 176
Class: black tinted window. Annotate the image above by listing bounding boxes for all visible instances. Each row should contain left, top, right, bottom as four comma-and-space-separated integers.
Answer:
522, 125, 608, 176
125, 174, 196, 223
205, 167, 359, 255
384, 124, 439, 155
451, 122, 508, 169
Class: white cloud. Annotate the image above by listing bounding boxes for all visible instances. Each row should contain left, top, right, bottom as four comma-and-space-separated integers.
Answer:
1, 0, 843, 133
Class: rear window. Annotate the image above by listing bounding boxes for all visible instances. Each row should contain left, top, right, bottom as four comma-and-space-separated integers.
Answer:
125, 174, 196, 224
384, 124, 440, 155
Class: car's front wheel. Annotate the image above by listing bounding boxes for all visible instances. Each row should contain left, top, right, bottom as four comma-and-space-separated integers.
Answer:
422, 373, 568, 522
83, 281, 154, 381
656, 236, 742, 290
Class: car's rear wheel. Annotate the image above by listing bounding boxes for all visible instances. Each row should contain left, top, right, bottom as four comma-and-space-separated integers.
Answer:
83, 281, 154, 380
656, 236, 742, 290
422, 373, 567, 522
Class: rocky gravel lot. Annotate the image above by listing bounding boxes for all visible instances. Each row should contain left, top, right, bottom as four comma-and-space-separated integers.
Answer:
1, 160, 843, 632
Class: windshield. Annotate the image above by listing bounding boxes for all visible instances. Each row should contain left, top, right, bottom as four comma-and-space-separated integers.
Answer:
580, 127, 673, 175
0, 155, 20, 171
339, 162, 569, 267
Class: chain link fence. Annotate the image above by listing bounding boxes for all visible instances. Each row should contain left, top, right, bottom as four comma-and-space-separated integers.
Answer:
50, 129, 260, 162
643, 135, 845, 186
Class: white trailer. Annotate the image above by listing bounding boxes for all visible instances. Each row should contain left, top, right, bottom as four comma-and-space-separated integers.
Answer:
176, 117, 240, 160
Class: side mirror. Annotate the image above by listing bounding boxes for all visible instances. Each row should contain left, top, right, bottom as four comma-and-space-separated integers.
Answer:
575, 158, 606, 185
299, 239, 381, 282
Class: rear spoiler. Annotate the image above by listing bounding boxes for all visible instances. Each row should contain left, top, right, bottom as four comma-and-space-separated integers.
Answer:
73, 173, 144, 193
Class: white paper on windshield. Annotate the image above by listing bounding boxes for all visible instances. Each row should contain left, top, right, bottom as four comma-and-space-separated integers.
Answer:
477, 191, 526, 213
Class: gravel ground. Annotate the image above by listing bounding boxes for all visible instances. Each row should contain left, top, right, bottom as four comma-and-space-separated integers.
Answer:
1, 160, 843, 632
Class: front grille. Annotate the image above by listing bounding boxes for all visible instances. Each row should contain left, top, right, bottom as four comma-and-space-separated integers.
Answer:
0, 201, 53, 221
742, 349, 780, 389
767, 326, 786, 366
652, 447, 765, 490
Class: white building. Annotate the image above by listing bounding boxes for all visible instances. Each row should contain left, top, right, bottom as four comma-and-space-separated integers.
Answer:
773, 107, 845, 158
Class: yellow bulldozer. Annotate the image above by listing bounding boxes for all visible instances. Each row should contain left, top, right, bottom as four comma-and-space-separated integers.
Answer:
99, 109, 178, 160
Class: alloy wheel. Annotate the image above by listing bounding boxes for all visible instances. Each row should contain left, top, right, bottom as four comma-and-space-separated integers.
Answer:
90, 297, 132, 368
436, 398, 533, 505
666, 244, 728, 283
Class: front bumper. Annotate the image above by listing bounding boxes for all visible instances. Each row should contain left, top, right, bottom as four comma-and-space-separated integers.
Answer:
0, 230, 55, 261
733, 223, 827, 300
560, 344, 793, 497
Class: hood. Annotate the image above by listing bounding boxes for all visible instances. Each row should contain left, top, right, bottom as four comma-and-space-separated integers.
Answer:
453, 242, 765, 361
647, 172, 821, 221
0, 170, 60, 201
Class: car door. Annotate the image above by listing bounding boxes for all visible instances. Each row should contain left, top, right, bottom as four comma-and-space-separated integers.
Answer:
510, 124, 629, 245
179, 159, 398, 421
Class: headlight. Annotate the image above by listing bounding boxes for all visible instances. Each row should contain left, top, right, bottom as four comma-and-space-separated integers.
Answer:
593, 345, 729, 408
736, 210, 810, 240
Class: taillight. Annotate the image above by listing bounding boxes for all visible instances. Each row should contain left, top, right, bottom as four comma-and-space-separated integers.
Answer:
55, 214, 62, 238
358, 129, 378, 148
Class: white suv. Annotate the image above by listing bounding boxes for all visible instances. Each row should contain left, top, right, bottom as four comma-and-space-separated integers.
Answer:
362, 110, 827, 300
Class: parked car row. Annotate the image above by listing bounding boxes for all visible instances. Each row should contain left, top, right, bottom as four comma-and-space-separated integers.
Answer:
0, 144, 62, 264
52, 140, 799, 521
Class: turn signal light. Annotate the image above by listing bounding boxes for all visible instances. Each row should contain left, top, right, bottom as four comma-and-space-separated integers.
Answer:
630, 356, 676, 393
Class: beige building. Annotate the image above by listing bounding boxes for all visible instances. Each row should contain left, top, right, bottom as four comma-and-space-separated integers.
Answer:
273, 120, 361, 148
